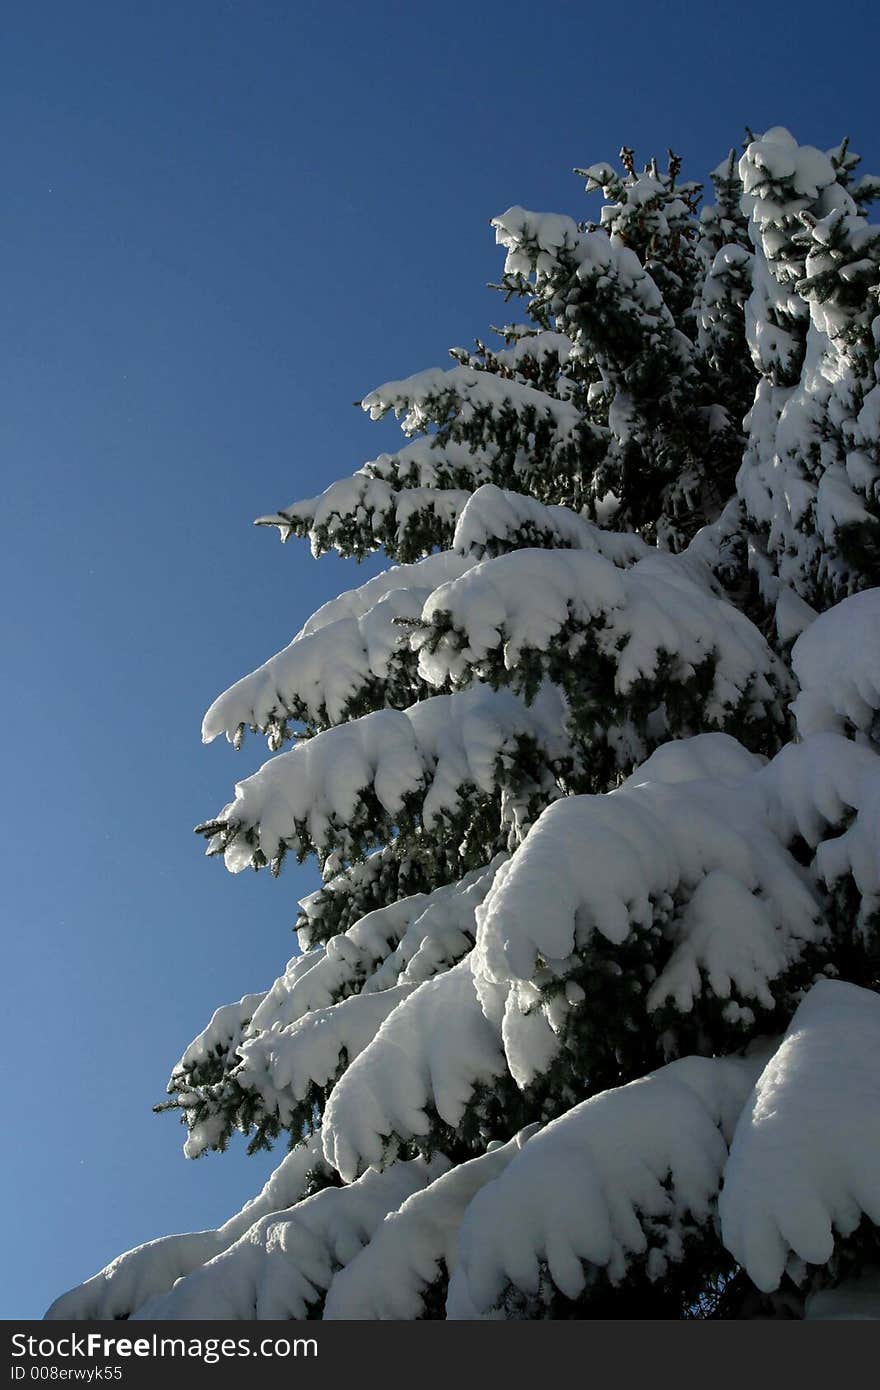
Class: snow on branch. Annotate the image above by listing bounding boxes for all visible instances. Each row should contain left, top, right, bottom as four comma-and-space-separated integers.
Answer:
233, 984, 418, 1130
206, 487, 657, 750
451, 483, 648, 566
492, 206, 688, 363
736, 128, 880, 608
202, 552, 472, 747
790, 588, 880, 740
473, 742, 820, 991
262, 858, 502, 1030
474, 328, 574, 374
129, 1157, 448, 1320
175, 991, 267, 1080
356, 854, 504, 994
412, 546, 789, 760
323, 957, 507, 1183
470, 733, 880, 1088
356, 362, 603, 512
740, 128, 840, 282
446, 1054, 761, 1316
166, 859, 506, 1160
258, 436, 487, 561
491, 206, 582, 280
362, 362, 583, 438
324, 1126, 539, 1319
231, 865, 508, 1131
294, 844, 435, 948
720, 980, 880, 1292
45, 1134, 327, 1321
197, 683, 572, 875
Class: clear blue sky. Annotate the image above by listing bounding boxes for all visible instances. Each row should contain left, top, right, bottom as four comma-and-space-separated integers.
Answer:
3, 0, 878, 1320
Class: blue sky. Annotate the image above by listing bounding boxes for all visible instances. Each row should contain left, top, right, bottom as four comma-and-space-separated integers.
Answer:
3, 0, 878, 1320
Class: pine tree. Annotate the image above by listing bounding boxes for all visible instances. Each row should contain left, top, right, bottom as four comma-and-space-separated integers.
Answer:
48, 126, 880, 1322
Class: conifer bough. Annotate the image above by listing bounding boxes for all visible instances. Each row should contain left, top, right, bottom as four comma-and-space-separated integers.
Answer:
49, 127, 880, 1321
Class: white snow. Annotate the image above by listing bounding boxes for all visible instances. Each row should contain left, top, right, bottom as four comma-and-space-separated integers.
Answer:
323, 956, 506, 1182
249, 858, 503, 1036
258, 436, 489, 557
451, 483, 648, 566
488, 329, 574, 372
620, 732, 765, 790
413, 547, 785, 735
791, 588, 880, 739
492, 206, 581, 279
361, 363, 582, 442
469, 732, 880, 1084
472, 751, 821, 1021
235, 984, 418, 1125
176, 992, 267, 1075
45, 1134, 327, 1320
447, 1055, 760, 1315
130, 1156, 448, 1320
296, 555, 468, 642
324, 1126, 539, 1319
202, 552, 472, 742
720, 980, 880, 1292
206, 682, 571, 871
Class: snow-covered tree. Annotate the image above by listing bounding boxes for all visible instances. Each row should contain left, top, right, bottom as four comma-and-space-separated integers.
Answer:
48, 127, 880, 1322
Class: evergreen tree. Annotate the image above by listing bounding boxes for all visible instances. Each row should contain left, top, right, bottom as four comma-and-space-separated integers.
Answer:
48, 126, 880, 1322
